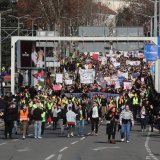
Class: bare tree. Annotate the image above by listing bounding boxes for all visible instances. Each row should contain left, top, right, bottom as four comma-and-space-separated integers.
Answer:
17, 0, 114, 35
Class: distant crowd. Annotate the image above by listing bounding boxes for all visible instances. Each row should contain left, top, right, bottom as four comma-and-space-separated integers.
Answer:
0, 51, 160, 143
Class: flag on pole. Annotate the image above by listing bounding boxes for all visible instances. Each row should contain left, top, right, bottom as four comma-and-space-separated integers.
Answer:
33, 71, 45, 79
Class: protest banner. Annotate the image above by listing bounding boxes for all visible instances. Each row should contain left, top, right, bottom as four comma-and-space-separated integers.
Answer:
64, 92, 119, 100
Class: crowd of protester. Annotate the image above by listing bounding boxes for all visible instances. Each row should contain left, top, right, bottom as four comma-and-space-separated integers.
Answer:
0, 51, 160, 144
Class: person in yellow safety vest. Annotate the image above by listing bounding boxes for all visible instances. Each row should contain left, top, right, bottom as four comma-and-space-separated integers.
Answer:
19, 105, 29, 139
72, 96, 76, 103
47, 100, 53, 123
29, 100, 33, 108
57, 97, 62, 105
25, 92, 30, 99
41, 108, 46, 135
108, 97, 114, 106
62, 97, 68, 105
116, 96, 119, 109
2, 66, 5, 76
118, 95, 124, 110
132, 93, 140, 120
33, 102, 37, 109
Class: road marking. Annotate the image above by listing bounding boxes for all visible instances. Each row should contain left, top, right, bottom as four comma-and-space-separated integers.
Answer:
145, 132, 159, 160
0, 142, 7, 146
17, 147, 30, 152
93, 146, 120, 151
80, 137, 85, 141
27, 134, 33, 137
59, 147, 68, 153
46, 125, 51, 129
13, 139, 19, 141
57, 154, 62, 160
45, 154, 55, 160
71, 141, 79, 145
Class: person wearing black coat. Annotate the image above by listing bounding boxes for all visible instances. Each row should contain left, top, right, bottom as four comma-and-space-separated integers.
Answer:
3, 102, 18, 139
57, 105, 67, 134
148, 105, 155, 132
105, 106, 118, 144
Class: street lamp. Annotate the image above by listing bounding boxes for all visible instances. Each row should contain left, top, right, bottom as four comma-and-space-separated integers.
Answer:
8, 15, 29, 36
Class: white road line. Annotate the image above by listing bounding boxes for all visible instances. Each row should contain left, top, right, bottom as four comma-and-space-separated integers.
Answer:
145, 132, 159, 160
0, 142, 7, 146
17, 147, 30, 152
57, 154, 62, 160
80, 137, 86, 141
44, 154, 55, 160
71, 141, 79, 145
59, 147, 68, 153
46, 125, 51, 129
93, 146, 120, 151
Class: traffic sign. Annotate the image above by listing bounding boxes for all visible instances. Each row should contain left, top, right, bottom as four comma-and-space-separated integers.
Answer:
144, 44, 158, 61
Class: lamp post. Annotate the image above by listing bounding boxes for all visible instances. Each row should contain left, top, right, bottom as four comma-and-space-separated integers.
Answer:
8, 15, 29, 36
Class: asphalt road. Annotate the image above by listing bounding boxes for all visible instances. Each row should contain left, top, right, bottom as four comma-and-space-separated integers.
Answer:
0, 122, 159, 160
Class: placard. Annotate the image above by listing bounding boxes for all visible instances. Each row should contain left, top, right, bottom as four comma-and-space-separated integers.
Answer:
123, 82, 132, 89
65, 79, 73, 85
79, 69, 95, 84
56, 74, 63, 83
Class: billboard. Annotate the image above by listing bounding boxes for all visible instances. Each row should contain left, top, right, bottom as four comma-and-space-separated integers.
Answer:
20, 41, 45, 68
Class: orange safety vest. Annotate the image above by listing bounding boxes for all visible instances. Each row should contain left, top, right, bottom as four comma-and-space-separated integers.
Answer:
20, 109, 29, 121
